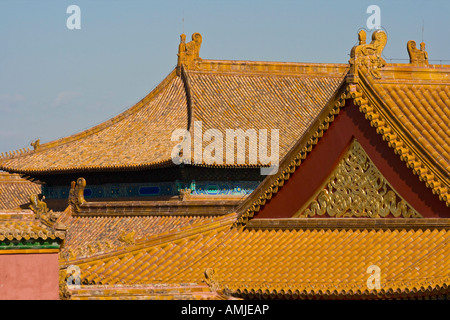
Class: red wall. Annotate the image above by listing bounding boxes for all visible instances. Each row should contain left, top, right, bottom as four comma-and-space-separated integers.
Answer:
0, 253, 60, 300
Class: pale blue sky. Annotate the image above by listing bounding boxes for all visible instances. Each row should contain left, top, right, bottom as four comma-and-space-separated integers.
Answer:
1, 0, 449, 153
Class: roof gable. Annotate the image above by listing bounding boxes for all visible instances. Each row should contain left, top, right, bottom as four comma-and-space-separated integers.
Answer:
235, 30, 450, 226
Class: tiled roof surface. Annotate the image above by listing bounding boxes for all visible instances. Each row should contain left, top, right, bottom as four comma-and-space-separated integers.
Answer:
69, 216, 449, 299
0, 70, 187, 173
59, 212, 220, 261
0, 172, 41, 210
0, 62, 347, 173
187, 62, 346, 165
377, 83, 449, 170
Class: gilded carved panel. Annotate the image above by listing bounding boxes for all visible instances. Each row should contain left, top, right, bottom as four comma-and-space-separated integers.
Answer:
295, 139, 422, 218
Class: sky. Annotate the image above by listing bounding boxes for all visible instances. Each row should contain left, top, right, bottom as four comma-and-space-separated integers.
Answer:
0, 0, 449, 153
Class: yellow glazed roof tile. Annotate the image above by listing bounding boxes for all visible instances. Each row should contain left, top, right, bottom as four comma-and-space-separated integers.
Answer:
0, 71, 187, 173
65, 216, 450, 299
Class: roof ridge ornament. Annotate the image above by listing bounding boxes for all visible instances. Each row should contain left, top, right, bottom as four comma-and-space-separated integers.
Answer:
177, 32, 202, 74
407, 40, 429, 66
31, 138, 40, 151
349, 29, 387, 80
68, 177, 86, 213
204, 268, 236, 299
29, 194, 64, 228
118, 230, 136, 245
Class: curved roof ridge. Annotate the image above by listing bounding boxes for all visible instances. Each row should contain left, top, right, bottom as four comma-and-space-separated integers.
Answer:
179, 64, 194, 131
192, 59, 349, 76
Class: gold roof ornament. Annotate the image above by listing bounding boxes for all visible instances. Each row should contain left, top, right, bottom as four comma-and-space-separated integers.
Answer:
204, 268, 221, 292
296, 139, 422, 218
407, 40, 429, 65
118, 230, 136, 245
179, 188, 192, 201
177, 32, 202, 74
204, 268, 235, 299
68, 178, 86, 213
29, 194, 49, 220
30, 138, 40, 151
59, 270, 72, 300
29, 194, 64, 227
349, 29, 387, 80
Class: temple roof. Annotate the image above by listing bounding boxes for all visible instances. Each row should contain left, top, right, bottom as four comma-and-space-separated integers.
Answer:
0, 35, 347, 174
64, 214, 450, 300
56, 177, 247, 261
0, 174, 65, 246
0, 70, 188, 174
0, 172, 41, 210
1, 30, 447, 300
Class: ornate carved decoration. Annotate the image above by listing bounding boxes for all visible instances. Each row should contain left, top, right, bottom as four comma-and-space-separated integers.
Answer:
96, 241, 103, 251
61, 240, 118, 261
87, 244, 95, 254
358, 29, 366, 45
177, 32, 202, 73
407, 40, 428, 66
59, 270, 72, 300
68, 178, 86, 213
118, 230, 136, 245
30, 139, 40, 151
29, 194, 48, 219
105, 240, 114, 249
0, 147, 31, 159
297, 139, 422, 218
77, 247, 85, 257
29, 194, 61, 226
204, 268, 234, 298
179, 188, 192, 201
204, 268, 221, 291
349, 30, 387, 79
68, 249, 76, 260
